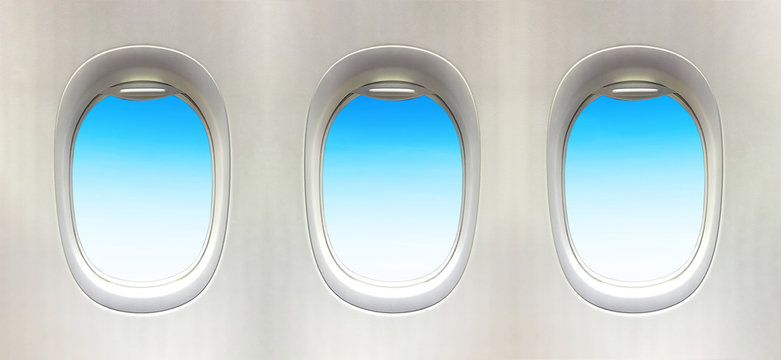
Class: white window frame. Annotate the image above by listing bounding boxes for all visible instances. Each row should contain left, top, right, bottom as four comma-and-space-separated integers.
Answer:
305, 46, 480, 313
55, 46, 230, 313
548, 45, 723, 313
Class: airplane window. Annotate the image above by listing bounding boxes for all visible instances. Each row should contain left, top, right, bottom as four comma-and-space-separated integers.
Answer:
565, 94, 704, 283
72, 95, 212, 282
549, 47, 721, 313
306, 47, 479, 312
56, 46, 229, 312
322, 94, 463, 282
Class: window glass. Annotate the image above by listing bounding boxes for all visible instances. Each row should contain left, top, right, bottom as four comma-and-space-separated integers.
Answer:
72, 95, 212, 282
322, 95, 462, 282
565, 95, 704, 282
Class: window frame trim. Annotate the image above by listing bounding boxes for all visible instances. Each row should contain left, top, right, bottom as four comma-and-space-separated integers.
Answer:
548, 45, 723, 313
55, 45, 230, 313
305, 45, 480, 313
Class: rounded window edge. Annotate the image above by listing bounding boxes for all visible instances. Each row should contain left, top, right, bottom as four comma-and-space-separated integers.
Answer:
55, 45, 230, 313
305, 45, 480, 313
564, 87, 705, 287
547, 45, 722, 313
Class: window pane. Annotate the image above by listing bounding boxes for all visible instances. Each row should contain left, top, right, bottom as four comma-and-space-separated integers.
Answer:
72, 95, 212, 282
565, 95, 704, 282
323, 95, 462, 282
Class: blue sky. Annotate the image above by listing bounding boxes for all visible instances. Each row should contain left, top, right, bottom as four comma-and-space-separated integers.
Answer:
72, 95, 212, 282
323, 95, 463, 282
565, 95, 705, 282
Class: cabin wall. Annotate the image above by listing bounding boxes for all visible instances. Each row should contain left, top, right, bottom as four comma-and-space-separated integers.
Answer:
1, 0, 780, 358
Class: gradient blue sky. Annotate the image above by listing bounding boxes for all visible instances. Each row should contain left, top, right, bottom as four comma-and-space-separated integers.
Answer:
72, 95, 212, 282
323, 95, 462, 282
565, 95, 704, 282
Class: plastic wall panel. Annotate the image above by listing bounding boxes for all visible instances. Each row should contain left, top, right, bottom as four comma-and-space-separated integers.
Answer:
1, 0, 780, 358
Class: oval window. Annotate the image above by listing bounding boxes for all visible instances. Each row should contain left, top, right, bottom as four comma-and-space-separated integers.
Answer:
322, 90, 463, 283
565, 92, 705, 283
56, 46, 229, 313
549, 47, 722, 313
306, 47, 479, 313
72, 93, 212, 283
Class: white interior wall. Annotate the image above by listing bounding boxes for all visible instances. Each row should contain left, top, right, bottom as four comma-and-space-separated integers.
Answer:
1, 0, 780, 358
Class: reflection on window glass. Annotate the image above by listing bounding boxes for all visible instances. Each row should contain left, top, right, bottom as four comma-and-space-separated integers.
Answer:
565, 95, 704, 282
72, 95, 212, 282
323, 95, 462, 282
